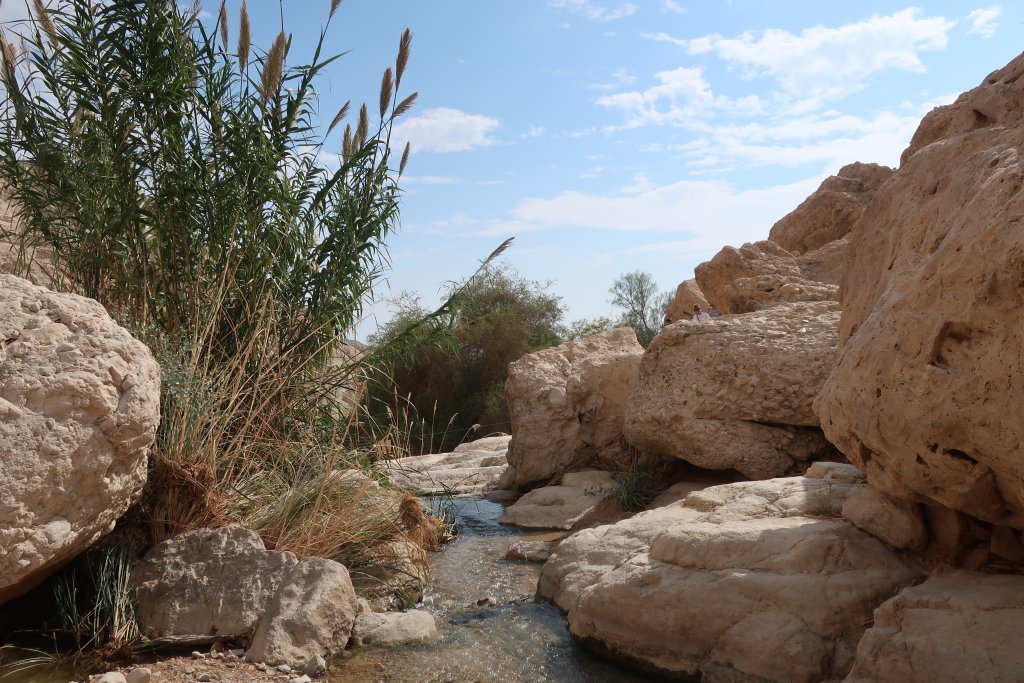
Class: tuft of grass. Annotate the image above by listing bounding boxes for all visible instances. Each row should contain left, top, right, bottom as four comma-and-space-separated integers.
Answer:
610, 450, 661, 512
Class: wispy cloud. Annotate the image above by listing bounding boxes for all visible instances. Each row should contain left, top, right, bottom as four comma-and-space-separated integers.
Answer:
661, 1, 686, 15
392, 108, 500, 153
589, 67, 637, 91
646, 9, 955, 101
967, 6, 1001, 38
549, 0, 638, 22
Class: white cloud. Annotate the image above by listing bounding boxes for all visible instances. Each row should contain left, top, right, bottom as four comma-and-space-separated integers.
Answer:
597, 66, 714, 128
391, 108, 499, 153
506, 175, 821, 255
967, 6, 1001, 38
549, 0, 638, 22
522, 124, 546, 139
656, 9, 955, 100
589, 67, 637, 91
641, 32, 689, 48
661, 0, 685, 14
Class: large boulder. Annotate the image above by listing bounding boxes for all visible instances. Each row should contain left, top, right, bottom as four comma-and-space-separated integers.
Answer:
663, 279, 708, 322
247, 557, 360, 666
504, 328, 643, 488
625, 302, 840, 479
847, 571, 1024, 683
132, 526, 298, 638
380, 435, 510, 495
815, 53, 1024, 528
694, 240, 803, 314
768, 162, 894, 255
539, 472, 924, 682
0, 275, 160, 604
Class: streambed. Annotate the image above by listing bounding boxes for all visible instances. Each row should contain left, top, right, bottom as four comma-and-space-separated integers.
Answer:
330, 497, 652, 683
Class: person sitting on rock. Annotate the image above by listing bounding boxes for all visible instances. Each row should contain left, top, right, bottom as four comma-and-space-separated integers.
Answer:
692, 304, 711, 322
707, 303, 721, 317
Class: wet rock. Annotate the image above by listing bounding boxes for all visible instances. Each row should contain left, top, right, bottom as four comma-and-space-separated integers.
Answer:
500, 470, 619, 530
505, 540, 557, 563
350, 610, 438, 646
0, 275, 160, 604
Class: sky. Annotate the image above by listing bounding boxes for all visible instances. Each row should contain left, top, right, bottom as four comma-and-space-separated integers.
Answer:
5, 1, 1022, 339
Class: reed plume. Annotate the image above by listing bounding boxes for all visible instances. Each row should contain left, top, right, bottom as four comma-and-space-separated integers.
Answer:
33, 0, 58, 45
260, 31, 286, 106
355, 102, 368, 145
330, 0, 342, 20
218, 0, 228, 46
327, 100, 350, 135
399, 141, 411, 176
393, 91, 417, 119
378, 67, 393, 119
238, 0, 251, 70
396, 28, 411, 86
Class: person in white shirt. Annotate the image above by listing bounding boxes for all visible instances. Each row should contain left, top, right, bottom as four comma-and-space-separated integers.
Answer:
692, 304, 711, 322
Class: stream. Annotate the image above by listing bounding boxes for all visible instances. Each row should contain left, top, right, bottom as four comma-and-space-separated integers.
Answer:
329, 497, 653, 683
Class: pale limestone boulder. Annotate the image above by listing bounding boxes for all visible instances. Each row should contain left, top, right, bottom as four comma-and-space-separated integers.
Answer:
500, 470, 619, 530
720, 274, 839, 314
505, 539, 557, 563
815, 53, 1024, 528
247, 557, 360, 665
847, 571, 1024, 683
350, 610, 437, 647
842, 486, 927, 550
0, 274, 160, 604
132, 526, 298, 638
694, 240, 803, 314
381, 435, 511, 495
804, 461, 867, 484
539, 475, 923, 682
768, 162, 894, 255
505, 328, 643, 488
663, 279, 709, 322
625, 302, 840, 479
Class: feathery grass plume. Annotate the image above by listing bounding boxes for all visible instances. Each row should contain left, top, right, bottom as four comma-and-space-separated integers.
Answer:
485, 237, 515, 264
342, 123, 353, 163
218, 0, 228, 46
378, 67, 393, 119
238, 0, 251, 70
393, 91, 417, 119
33, 0, 58, 45
330, 0, 342, 19
355, 102, 368, 145
399, 141, 411, 176
259, 31, 286, 106
0, 31, 16, 88
327, 100, 350, 135
396, 28, 412, 86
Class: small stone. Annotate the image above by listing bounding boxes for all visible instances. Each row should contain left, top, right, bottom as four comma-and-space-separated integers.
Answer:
125, 668, 152, 683
255, 663, 268, 672
288, 676, 312, 683
303, 654, 326, 678
191, 651, 207, 659
276, 664, 292, 673
197, 675, 213, 682
183, 667, 195, 675
93, 673, 127, 683
229, 648, 246, 657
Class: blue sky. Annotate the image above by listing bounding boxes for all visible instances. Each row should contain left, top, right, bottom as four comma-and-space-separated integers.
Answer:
8, 2, 1022, 338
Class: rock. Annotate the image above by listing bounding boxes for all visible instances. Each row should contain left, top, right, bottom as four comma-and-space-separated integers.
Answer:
380, 435, 511, 495
132, 526, 297, 638
768, 162, 894, 254
663, 279, 709, 323
303, 654, 326, 678
694, 240, 804, 314
500, 470, 619, 530
625, 303, 840, 479
505, 328, 643, 488
350, 610, 438, 647
197, 675, 212, 682
125, 669, 151, 683
815, 53, 1024, 528
539, 476, 923, 681
847, 571, 1024, 683
288, 676, 312, 683
355, 538, 429, 610
275, 664, 291, 673
720, 273, 839, 314
92, 674, 127, 683
247, 557, 360, 666
191, 651, 206, 659
842, 486, 927, 550
505, 539, 557, 562
0, 275, 160, 604
804, 461, 866, 484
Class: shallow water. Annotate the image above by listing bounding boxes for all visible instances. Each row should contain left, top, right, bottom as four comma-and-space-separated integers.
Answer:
329, 497, 652, 683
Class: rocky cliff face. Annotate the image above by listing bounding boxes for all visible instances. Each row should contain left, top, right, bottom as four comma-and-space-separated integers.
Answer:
815, 53, 1024, 528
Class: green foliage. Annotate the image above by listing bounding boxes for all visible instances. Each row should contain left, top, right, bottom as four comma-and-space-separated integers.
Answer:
370, 263, 564, 452
561, 315, 615, 341
610, 450, 660, 512
53, 542, 139, 651
609, 270, 672, 346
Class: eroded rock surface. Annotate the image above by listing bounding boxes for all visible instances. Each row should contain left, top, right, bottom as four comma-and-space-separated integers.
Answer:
768, 162, 893, 255
664, 279, 709, 322
500, 470, 619, 530
847, 571, 1024, 683
381, 435, 510, 495
539, 473, 923, 682
0, 274, 160, 604
132, 527, 298, 638
625, 303, 840, 479
350, 610, 437, 647
505, 329, 643, 488
815, 53, 1024, 528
